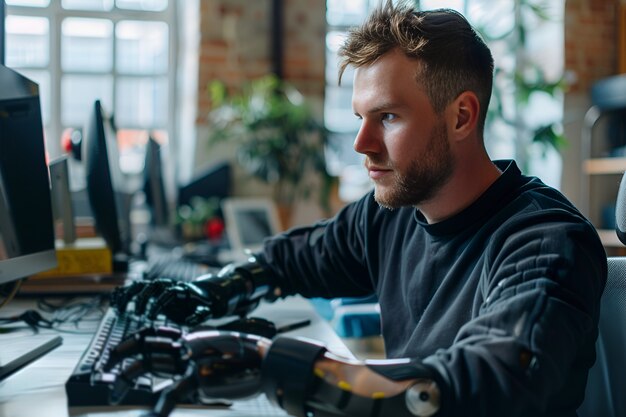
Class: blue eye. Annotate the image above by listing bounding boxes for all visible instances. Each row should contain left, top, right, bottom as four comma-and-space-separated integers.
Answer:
381, 113, 396, 123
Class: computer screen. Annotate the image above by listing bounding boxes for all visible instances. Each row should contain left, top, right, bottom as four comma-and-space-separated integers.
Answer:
0, 64, 56, 286
0, 63, 61, 381
82, 100, 132, 258
221, 198, 280, 253
143, 136, 169, 227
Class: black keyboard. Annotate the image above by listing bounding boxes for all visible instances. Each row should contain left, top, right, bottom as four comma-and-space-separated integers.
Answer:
143, 253, 215, 282
65, 307, 184, 406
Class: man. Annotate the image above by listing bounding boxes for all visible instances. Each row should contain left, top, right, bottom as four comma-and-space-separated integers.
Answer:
111, 2, 606, 416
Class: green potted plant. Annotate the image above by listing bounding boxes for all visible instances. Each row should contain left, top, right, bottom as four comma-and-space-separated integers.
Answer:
207, 75, 336, 224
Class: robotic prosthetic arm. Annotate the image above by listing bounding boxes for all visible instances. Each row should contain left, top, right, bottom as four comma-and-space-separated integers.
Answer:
262, 337, 442, 417
105, 330, 442, 417
110, 256, 280, 326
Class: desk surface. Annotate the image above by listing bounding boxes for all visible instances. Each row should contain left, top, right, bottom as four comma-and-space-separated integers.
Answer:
0, 296, 353, 417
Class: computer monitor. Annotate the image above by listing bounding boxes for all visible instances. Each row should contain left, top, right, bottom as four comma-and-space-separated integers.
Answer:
0, 63, 62, 380
82, 100, 132, 261
221, 197, 280, 253
0, 65, 57, 286
143, 136, 169, 227
177, 161, 231, 208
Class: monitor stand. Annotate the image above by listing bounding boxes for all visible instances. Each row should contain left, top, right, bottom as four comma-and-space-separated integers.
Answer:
0, 334, 62, 381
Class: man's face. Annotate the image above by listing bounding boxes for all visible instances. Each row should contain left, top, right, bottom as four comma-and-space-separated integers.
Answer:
352, 49, 454, 209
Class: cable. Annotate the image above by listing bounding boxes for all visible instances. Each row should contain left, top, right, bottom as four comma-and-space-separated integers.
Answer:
0, 280, 23, 309
37, 295, 108, 333
0, 295, 108, 334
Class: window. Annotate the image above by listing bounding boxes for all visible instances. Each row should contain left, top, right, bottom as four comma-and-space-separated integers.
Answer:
5, 0, 175, 177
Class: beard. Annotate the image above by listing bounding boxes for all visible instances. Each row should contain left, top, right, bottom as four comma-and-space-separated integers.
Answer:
372, 120, 454, 209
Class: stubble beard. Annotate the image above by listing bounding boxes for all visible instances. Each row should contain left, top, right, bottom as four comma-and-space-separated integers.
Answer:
373, 121, 454, 209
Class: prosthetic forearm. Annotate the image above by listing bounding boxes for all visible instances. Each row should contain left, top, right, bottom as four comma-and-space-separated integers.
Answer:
191, 256, 279, 318
261, 337, 443, 417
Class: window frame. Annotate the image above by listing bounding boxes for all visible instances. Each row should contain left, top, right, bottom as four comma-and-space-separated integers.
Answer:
5, 1, 178, 160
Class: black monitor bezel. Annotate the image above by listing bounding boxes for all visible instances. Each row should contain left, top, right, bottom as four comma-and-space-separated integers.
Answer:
82, 99, 128, 255
143, 135, 169, 227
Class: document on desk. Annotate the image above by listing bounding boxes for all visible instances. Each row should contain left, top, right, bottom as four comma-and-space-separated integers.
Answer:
225, 397, 289, 416
255, 297, 355, 359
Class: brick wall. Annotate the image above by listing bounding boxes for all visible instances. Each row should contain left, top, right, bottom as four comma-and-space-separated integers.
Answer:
196, 0, 326, 125
564, 0, 620, 93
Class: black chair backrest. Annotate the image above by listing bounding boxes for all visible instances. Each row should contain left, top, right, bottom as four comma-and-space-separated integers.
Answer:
578, 257, 626, 417
617, 172, 626, 244
591, 74, 626, 112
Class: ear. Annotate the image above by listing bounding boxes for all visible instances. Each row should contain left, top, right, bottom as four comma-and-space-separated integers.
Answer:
447, 91, 480, 142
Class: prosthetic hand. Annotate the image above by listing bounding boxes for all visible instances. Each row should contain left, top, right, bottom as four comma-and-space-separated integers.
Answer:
102, 327, 270, 417
109, 256, 279, 326
104, 328, 442, 417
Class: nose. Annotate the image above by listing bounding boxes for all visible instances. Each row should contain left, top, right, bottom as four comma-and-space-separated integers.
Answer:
353, 120, 380, 155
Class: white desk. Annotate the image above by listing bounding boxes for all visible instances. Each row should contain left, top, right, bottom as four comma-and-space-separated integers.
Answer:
0, 296, 353, 417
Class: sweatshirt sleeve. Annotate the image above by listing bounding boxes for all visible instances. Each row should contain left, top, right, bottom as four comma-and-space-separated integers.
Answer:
422, 211, 607, 417
258, 192, 378, 299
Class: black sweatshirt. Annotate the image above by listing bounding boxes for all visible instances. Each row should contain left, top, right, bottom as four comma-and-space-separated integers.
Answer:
260, 160, 607, 417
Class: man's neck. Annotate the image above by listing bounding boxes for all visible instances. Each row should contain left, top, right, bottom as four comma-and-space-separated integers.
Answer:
418, 155, 502, 224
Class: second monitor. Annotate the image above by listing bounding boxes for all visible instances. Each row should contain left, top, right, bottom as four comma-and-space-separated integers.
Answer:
221, 197, 281, 254
82, 100, 133, 264
143, 135, 169, 228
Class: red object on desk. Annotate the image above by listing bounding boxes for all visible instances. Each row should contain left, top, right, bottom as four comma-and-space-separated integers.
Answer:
204, 217, 225, 241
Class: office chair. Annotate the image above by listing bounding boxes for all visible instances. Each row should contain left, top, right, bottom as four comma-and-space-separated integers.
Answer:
578, 171, 626, 417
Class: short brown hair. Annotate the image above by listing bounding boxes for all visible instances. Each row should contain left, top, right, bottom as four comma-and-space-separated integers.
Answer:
338, 0, 494, 133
